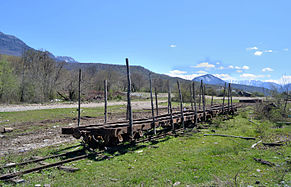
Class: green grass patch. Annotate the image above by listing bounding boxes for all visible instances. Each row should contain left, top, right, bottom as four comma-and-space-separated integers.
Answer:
0, 107, 290, 186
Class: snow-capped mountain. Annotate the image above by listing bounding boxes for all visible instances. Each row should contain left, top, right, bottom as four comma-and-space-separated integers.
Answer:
229, 80, 281, 90
192, 74, 225, 85
55, 56, 78, 63
192, 74, 288, 93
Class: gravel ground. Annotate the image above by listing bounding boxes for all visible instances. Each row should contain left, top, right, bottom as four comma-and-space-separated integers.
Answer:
0, 97, 263, 112
0, 100, 167, 112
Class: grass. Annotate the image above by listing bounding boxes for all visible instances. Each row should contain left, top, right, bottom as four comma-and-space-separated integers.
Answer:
0, 105, 127, 125
0, 107, 290, 186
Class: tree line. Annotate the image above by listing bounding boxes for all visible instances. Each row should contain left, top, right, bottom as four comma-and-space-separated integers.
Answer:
0, 50, 183, 103
1, 49, 273, 104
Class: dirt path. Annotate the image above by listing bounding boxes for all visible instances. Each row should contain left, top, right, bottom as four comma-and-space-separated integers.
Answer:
0, 96, 263, 112
0, 100, 167, 112
0, 109, 164, 156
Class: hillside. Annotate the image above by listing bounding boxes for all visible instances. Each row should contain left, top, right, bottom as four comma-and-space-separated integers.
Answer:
0, 31, 32, 56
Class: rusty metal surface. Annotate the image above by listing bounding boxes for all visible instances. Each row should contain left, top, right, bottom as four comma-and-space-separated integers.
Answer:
62, 103, 239, 149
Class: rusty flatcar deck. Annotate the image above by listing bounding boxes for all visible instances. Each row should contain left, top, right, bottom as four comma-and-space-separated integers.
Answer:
62, 104, 238, 149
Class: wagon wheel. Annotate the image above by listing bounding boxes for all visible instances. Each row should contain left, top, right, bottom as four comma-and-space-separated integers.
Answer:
81, 132, 100, 149
103, 134, 120, 147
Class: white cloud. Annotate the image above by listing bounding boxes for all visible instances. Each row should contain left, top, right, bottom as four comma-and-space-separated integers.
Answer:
265, 75, 291, 85
228, 65, 234, 69
232, 65, 249, 70
262, 67, 274, 72
165, 70, 204, 80
254, 51, 263, 56
240, 73, 265, 79
216, 62, 220, 65
169, 70, 187, 74
218, 66, 225, 70
165, 72, 203, 80
264, 50, 272, 53
192, 62, 215, 68
169, 44, 176, 48
236, 70, 243, 73
242, 65, 250, 70
283, 48, 288, 51
213, 74, 235, 81
196, 70, 208, 74
246, 46, 258, 50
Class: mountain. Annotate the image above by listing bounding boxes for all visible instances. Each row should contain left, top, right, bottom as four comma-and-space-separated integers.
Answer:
192, 74, 225, 85
0, 31, 77, 63
0, 31, 287, 95
230, 80, 281, 91
192, 74, 274, 94
0, 31, 33, 56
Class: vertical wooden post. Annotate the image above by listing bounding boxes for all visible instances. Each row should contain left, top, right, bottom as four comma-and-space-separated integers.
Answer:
228, 83, 230, 113
192, 82, 197, 125
126, 104, 129, 120
222, 82, 226, 113
126, 58, 133, 138
154, 87, 159, 116
177, 81, 184, 129
104, 80, 108, 123
199, 81, 202, 110
211, 95, 214, 107
149, 73, 156, 134
190, 84, 194, 111
230, 83, 233, 113
284, 88, 289, 114
203, 85, 206, 121
77, 69, 81, 127
168, 80, 174, 132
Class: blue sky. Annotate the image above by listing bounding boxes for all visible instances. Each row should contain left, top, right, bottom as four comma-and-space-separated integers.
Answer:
1, 0, 290, 84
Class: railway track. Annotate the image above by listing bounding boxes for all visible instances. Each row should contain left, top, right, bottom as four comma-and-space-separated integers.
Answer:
0, 126, 187, 181
0, 104, 239, 181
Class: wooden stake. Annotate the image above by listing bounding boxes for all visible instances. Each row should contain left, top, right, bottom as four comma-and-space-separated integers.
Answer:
77, 69, 81, 127
149, 73, 156, 134
230, 83, 233, 113
199, 81, 202, 110
126, 58, 133, 138
190, 84, 194, 111
177, 80, 184, 129
192, 82, 197, 125
203, 84, 206, 121
154, 87, 159, 116
222, 82, 226, 113
211, 95, 214, 107
168, 80, 174, 132
104, 80, 108, 123
228, 83, 230, 113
